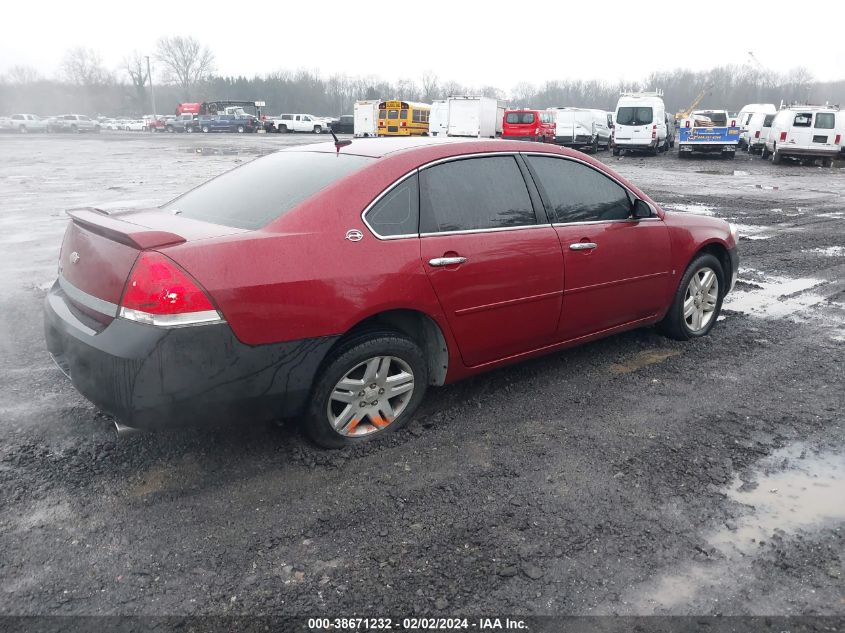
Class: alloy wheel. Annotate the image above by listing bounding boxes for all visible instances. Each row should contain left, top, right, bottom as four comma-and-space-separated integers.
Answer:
327, 355, 415, 437
684, 267, 719, 332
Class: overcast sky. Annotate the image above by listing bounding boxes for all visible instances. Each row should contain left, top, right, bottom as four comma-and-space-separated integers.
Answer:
2, 0, 844, 88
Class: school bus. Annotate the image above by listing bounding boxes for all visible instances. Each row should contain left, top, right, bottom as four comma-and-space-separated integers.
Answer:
377, 100, 431, 136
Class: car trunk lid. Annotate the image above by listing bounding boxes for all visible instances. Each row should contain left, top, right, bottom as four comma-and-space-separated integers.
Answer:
59, 207, 244, 324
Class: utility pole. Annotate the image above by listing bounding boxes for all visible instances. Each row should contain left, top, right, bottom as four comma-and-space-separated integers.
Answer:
145, 55, 157, 116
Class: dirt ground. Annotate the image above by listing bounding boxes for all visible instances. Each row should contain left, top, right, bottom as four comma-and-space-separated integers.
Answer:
0, 132, 842, 618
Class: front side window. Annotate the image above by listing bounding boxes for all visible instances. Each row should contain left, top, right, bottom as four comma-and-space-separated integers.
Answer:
526, 156, 633, 223
365, 174, 419, 237
420, 156, 536, 233
616, 106, 653, 126
815, 113, 835, 129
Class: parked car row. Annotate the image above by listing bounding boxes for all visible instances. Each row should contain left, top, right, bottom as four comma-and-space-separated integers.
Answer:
0, 114, 102, 133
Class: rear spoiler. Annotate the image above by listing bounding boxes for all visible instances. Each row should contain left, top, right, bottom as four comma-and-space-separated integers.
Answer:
67, 208, 186, 250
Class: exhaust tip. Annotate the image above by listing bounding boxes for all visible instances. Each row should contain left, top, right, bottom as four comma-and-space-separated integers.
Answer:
114, 420, 141, 438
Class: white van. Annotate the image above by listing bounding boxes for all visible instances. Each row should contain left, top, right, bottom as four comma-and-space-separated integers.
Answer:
736, 103, 776, 146
429, 100, 448, 137
612, 91, 669, 155
550, 107, 611, 152
763, 105, 841, 166
353, 100, 380, 137
746, 112, 776, 153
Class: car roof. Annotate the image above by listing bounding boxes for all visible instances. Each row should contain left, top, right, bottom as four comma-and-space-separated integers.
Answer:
279, 136, 589, 160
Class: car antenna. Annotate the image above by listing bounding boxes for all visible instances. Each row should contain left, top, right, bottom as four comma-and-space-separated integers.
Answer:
330, 129, 352, 153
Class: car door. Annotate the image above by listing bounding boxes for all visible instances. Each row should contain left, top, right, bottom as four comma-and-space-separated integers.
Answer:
524, 154, 671, 341
418, 154, 564, 367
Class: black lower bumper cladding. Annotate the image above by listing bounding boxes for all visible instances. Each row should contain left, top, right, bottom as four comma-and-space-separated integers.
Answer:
44, 283, 338, 430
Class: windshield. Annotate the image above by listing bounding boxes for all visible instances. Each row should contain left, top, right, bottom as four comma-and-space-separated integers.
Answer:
616, 106, 653, 126
506, 112, 535, 124
162, 152, 375, 230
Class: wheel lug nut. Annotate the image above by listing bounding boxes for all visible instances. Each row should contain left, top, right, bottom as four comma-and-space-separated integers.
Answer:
359, 402, 366, 407
358, 390, 365, 397
371, 400, 378, 406
370, 383, 377, 388
378, 388, 385, 394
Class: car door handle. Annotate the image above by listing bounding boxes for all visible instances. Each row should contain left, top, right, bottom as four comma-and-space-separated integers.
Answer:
569, 242, 597, 251
429, 256, 467, 266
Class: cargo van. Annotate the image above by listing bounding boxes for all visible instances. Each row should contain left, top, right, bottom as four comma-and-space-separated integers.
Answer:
501, 109, 555, 143
736, 103, 776, 146
550, 107, 611, 152
353, 100, 380, 137
612, 91, 669, 155
446, 96, 505, 138
429, 100, 448, 137
763, 105, 841, 166
746, 112, 776, 153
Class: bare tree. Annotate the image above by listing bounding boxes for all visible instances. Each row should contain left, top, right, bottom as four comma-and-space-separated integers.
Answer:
155, 36, 215, 99
124, 51, 148, 109
421, 71, 439, 102
7, 65, 41, 85
61, 47, 111, 86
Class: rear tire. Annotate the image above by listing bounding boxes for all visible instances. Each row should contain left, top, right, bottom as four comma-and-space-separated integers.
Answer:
612, 147, 620, 156
237, 125, 245, 133
305, 332, 428, 448
761, 145, 770, 159
202, 125, 210, 133
658, 253, 724, 341
313, 126, 322, 134
772, 145, 782, 164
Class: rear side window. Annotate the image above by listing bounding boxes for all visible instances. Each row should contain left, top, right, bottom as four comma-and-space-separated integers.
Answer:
815, 113, 835, 129
420, 156, 536, 233
527, 156, 633, 223
793, 113, 812, 127
364, 174, 419, 237
616, 107, 653, 126
507, 112, 535, 124
162, 152, 374, 230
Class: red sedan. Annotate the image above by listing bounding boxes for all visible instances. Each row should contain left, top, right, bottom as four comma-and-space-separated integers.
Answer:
44, 137, 738, 447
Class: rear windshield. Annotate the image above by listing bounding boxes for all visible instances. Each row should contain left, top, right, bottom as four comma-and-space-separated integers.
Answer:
161, 152, 374, 230
763, 114, 775, 127
506, 112, 535, 124
815, 112, 835, 129
616, 107, 653, 126
698, 112, 728, 126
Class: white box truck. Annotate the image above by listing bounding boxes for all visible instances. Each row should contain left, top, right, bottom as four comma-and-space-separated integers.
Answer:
429, 100, 449, 137
353, 100, 380, 137
446, 96, 505, 138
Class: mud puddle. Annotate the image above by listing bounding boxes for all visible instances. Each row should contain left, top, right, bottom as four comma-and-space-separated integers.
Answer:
722, 268, 829, 319
663, 203, 717, 216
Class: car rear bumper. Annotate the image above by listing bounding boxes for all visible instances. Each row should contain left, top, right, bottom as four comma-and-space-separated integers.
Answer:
502, 135, 545, 142
44, 281, 338, 430
613, 139, 658, 149
679, 143, 736, 153
777, 145, 839, 158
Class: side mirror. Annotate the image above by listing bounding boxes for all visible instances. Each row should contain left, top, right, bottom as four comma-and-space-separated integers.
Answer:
632, 199, 654, 219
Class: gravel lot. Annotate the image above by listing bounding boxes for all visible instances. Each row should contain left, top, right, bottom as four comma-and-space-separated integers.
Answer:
0, 132, 843, 618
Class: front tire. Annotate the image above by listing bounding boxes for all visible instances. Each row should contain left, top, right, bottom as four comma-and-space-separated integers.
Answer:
659, 253, 724, 341
237, 125, 245, 133
305, 332, 428, 448
202, 125, 210, 133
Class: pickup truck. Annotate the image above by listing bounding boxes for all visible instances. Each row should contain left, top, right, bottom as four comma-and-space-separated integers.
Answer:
271, 113, 326, 133
165, 114, 199, 133
678, 110, 739, 159
1, 114, 50, 133
50, 114, 100, 133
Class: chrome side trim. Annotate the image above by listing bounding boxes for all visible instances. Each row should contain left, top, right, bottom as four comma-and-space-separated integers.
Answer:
420, 224, 548, 238
552, 217, 662, 228
118, 307, 224, 328
58, 274, 119, 317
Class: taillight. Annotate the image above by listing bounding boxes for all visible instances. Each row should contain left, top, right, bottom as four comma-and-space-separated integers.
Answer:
652, 124, 656, 139
119, 251, 222, 326
401, 122, 406, 127
685, 120, 690, 128
755, 131, 760, 138
780, 132, 787, 141
730, 120, 736, 127
836, 134, 841, 144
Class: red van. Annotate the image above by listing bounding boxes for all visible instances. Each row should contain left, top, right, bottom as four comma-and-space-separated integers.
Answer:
502, 109, 556, 142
